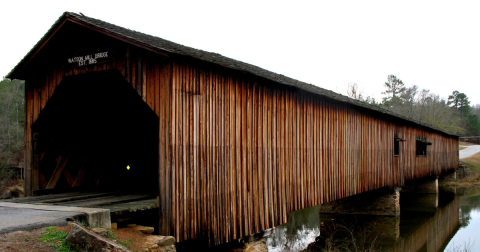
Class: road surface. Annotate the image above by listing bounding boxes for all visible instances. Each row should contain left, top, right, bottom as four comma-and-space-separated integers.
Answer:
459, 145, 480, 159
0, 207, 78, 234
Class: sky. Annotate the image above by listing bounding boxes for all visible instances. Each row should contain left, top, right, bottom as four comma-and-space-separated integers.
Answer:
1, 0, 479, 104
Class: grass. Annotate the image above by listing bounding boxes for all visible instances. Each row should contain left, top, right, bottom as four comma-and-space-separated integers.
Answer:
37, 226, 136, 251
460, 147, 468, 151
118, 238, 133, 248
443, 152, 480, 187
459, 141, 479, 146
104, 228, 134, 249
38, 227, 76, 252
460, 154, 480, 185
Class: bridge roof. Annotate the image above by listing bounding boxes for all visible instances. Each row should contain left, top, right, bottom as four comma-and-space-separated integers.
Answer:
7, 12, 458, 138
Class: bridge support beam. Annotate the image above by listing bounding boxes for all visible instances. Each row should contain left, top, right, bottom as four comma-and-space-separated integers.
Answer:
401, 176, 439, 212
402, 176, 439, 194
320, 187, 401, 216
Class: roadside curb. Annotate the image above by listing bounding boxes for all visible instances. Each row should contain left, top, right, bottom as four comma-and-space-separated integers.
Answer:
0, 202, 111, 228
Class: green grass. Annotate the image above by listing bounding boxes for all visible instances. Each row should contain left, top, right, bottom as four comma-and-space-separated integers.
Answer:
118, 238, 133, 248
38, 227, 76, 252
104, 228, 133, 249
38, 226, 133, 251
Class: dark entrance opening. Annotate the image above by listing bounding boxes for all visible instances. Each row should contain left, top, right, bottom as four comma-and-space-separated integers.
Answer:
32, 70, 159, 194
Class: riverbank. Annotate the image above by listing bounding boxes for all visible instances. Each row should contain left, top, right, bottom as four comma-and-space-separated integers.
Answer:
0, 223, 160, 252
442, 151, 480, 188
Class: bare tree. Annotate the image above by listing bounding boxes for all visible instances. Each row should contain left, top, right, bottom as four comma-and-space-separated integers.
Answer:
0, 78, 25, 166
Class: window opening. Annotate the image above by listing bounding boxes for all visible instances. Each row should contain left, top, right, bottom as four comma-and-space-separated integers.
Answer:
416, 137, 431, 156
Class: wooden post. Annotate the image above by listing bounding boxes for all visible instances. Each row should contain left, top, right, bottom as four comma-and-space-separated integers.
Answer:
126, 45, 131, 83
32, 132, 40, 193
137, 49, 143, 96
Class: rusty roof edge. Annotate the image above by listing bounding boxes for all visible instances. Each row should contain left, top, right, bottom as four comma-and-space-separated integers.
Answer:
8, 12, 459, 138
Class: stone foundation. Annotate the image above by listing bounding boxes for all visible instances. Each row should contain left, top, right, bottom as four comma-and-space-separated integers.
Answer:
320, 187, 400, 216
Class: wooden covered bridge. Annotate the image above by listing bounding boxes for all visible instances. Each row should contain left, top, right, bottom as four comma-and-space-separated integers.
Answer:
7, 12, 458, 247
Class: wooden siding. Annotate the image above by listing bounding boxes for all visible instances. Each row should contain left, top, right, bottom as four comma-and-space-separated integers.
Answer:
162, 60, 458, 245
23, 47, 459, 246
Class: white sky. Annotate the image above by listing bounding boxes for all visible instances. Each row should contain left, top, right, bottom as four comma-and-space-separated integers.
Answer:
1, 0, 479, 104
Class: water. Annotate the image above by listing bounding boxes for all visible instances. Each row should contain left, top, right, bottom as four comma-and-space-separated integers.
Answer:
445, 188, 480, 251
267, 187, 480, 252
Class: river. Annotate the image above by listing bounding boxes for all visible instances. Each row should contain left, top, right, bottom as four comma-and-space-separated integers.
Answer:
267, 187, 480, 252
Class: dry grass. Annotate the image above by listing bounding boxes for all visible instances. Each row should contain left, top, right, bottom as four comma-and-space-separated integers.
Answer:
459, 141, 479, 146
0, 178, 24, 198
443, 152, 480, 187
0, 227, 57, 252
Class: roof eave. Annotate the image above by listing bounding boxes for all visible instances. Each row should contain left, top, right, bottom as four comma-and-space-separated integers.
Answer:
7, 13, 70, 80
6, 12, 172, 80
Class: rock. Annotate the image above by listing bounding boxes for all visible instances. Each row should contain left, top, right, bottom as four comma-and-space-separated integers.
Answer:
111, 223, 117, 230
143, 235, 176, 252
66, 223, 129, 252
133, 225, 154, 234
9, 188, 22, 197
91, 227, 108, 236
1, 190, 12, 199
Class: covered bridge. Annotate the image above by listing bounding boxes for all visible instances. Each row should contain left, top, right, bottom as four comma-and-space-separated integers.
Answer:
7, 12, 458, 246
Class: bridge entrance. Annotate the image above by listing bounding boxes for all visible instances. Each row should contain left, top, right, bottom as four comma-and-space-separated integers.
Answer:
31, 70, 159, 194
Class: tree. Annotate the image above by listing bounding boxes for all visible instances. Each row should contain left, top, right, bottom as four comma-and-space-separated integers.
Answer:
347, 82, 364, 101
382, 75, 406, 106
471, 104, 480, 118
457, 93, 471, 117
397, 85, 418, 118
448, 91, 461, 108
0, 77, 25, 166
346, 82, 379, 106
448, 90, 470, 112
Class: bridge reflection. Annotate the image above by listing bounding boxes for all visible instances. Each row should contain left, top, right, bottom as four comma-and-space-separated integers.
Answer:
267, 190, 461, 252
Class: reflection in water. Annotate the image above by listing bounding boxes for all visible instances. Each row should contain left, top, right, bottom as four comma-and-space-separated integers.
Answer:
267, 205, 321, 252
445, 188, 480, 251
267, 188, 479, 252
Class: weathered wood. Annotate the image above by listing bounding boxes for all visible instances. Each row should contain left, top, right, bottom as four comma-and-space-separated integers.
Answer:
20, 27, 459, 247
46, 154, 71, 189
73, 158, 88, 187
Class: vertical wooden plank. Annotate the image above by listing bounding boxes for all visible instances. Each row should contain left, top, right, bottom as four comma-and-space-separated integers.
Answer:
262, 84, 269, 229
229, 74, 237, 239
235, 76, 243, 237
271, 86, 278, 224
257, 82, 265, 231
252, 81, 259, 233
207, 69, 213, 244
267, 84, 274, 227
146, 60, 155, 112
